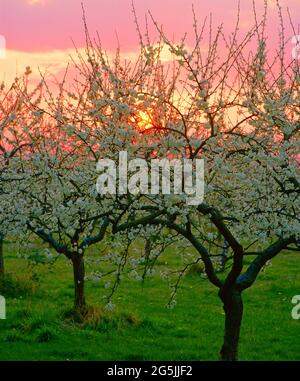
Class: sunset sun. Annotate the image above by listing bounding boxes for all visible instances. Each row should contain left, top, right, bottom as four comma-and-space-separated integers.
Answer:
134, 109, 154, 131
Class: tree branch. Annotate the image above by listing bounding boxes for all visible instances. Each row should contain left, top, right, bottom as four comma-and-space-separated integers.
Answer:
237, 236, 296, 291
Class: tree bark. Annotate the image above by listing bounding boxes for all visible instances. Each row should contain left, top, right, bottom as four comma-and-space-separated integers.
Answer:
0, 233, 4, 277
219, 288, 243, 361
219, 239, 229, 272
71, 254, 86, 310
144, 238, 152, 259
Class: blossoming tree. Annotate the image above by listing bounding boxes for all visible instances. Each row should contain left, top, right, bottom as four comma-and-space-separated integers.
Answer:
80, 7, 299, 360
0, 71, 43, 276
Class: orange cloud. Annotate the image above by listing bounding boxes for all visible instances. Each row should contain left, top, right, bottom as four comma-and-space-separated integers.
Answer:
0, 48, 81, 85
0, 43, 187, 87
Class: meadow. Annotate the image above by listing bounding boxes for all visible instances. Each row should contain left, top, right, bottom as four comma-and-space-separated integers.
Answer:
0, 239, 299, 361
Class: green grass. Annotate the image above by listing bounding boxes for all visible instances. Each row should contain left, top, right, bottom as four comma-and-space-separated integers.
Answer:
0, 241, 299, 361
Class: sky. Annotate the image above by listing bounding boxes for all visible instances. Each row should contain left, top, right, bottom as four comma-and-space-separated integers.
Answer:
0, 0, 299, 85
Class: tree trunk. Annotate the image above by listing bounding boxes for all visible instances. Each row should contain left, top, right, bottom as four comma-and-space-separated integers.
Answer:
219, 289, 243, 361
71, 254, 86, 310
144, 238, 152, 259
219, 239, 229, 272
0, 233, 4, 277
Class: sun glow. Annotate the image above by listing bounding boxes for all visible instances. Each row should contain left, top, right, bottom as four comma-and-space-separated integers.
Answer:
25, 0, 45, 5
135, 109, 154, 131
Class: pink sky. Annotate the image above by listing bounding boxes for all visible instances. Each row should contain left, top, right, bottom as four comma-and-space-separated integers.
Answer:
0, 0, 299, 84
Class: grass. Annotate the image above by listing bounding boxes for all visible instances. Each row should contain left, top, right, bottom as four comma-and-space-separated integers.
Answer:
0, 240, 299, 361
